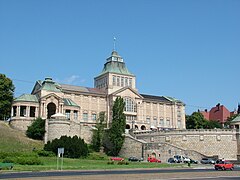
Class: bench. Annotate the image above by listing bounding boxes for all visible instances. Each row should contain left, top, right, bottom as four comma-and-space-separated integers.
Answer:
0, 163, 14, 170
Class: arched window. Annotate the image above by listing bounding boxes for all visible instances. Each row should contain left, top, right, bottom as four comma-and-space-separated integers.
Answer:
124, 97, 137, 112
126, 124, 131, 129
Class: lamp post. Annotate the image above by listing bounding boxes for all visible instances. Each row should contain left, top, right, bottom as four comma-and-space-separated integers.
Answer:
131, 120, 135, 130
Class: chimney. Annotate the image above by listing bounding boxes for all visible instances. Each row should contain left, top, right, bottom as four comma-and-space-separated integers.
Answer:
216, 103, 220, 111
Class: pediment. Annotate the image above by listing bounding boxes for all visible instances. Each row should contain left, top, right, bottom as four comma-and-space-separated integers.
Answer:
111, 87, 143, 99
40, 93, 62, 101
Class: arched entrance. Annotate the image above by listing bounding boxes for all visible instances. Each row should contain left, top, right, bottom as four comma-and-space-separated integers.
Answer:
141, 125, 146, 130
126, 124, 131, 129
47, 103, 56, 119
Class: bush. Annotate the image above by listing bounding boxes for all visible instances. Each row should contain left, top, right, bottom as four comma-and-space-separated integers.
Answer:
16, 157, 43, 165
36, 150, 55, 157
26, 117, 45, 140
107, 161, 114, 165
44, 135, 89, 158
117, 161, 129, 165
2, 157, 15, 163
87, 152, 108, 160
0, 152, 43, 165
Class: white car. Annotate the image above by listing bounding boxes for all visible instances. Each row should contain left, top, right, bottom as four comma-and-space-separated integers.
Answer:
183, 157, 191, 163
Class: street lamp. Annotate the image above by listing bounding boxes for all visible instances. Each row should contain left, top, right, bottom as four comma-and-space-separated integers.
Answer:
131, 120, 135, 130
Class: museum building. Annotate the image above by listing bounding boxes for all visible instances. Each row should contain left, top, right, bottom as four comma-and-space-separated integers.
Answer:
10, 50, 186, 141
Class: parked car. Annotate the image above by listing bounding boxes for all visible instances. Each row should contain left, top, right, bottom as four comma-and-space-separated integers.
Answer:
215, 160, 234, 170
189, 158, 198, 164
147, 157, 161, 163
167, 158, 176, 163
110, 157, 124, 161
173, 155, 186, 163
200, 158, 215, 164
183, 156, 191, 163
128, 156, 143, 162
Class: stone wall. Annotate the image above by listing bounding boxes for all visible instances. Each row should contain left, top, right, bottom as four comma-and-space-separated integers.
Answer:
10, 118, 33, 131
122, 129, 239, 162
46, 119, 71, 142
119, 134, 144, 159
80, 124, 94, 144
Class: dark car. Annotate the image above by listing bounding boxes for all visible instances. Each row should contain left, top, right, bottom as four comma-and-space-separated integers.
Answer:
128, 156, 142, 162
168, 158, 176, 163
190, 158, 198, 164
200, 158, 215, 164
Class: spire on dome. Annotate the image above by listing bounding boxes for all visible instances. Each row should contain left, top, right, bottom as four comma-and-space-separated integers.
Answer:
113, 37, 116, 51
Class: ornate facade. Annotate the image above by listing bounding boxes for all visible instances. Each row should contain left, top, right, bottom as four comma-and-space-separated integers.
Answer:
10, 50, 186, 142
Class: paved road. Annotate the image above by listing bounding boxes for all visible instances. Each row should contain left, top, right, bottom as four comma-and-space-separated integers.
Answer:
0, 167, 239, 179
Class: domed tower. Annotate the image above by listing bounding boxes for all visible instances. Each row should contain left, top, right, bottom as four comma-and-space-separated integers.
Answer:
94, 50, 136, 95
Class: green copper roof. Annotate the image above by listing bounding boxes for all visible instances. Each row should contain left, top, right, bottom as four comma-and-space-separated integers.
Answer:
164, 96, 184, 104
14, 94, 38, 102
63, 98, 79, 107
40, 77, 62, 92
232, 115, 240, 122
98, 51, 134, 76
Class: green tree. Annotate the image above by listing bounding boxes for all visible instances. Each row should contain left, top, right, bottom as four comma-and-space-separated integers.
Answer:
26, 117, 45, 140
91, 112, 106, 152
204, 120, 222, 129
105, 97, 126, 156
186, 112, 206, 129
186, 112, 223, 129
224, 114, 238, 128
0, 74, 15, 120
44, 135, 89, 158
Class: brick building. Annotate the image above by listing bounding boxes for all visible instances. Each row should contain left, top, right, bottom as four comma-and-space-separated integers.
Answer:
200, 103, 231, 124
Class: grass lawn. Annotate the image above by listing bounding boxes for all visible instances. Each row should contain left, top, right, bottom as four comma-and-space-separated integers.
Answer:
12, 157, 183, 171
0, 121, 44, 152
0, 121, 185, 172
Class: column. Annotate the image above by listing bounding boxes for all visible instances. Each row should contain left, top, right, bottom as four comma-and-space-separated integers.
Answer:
35, 107, 39, 117
17, 106, 20, 117
26, 106, 30, 117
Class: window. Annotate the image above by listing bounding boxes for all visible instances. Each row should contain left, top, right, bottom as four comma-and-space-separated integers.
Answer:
125, 77, 128, 87
153, 117, 157, 126
124, 98, 137, 112
166, 119, 170, 126
92, 114, 97, 121
129, 78, 132, 87
117, 76, 120, 86
177, 120, 181, 128
20, 106, 26, 117
65, 110, 70, 120
126, 115, 136, 121
113, 76, 116, 86
160, 118, 164, 126
30, 106, 36, 117
74, 110, 78, 120
177, 110, 181, 117
83, 113, 88, 121
12, 106, 17, 117
121, 77, 124, 87
146, 117, 150, 123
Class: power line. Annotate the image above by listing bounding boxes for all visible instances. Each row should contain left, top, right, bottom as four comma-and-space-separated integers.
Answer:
12, 79, 35, 84
10, 78, 229, 111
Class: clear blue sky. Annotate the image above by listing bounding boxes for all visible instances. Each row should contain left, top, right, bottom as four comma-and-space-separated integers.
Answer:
1, 0, 239, 115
